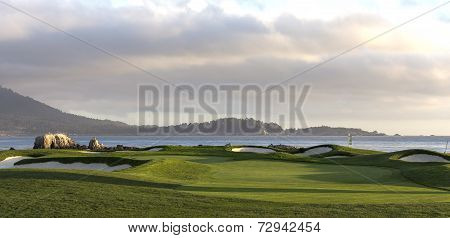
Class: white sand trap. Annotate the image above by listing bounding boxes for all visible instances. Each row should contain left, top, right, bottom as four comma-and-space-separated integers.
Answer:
148, 148, 163, 152
400, 154, 449, 163
0, 156, 33, 169
299, 146, 333, 156
231, 147, 275, 154
0, 156, 130, 171
78, 151, 101, 154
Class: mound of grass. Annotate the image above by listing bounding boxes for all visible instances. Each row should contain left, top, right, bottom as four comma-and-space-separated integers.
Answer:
157, 145, 229, 155
267, 144, 300, 153
142, 146, 166, 151
296, 144, 381, 157
389, 149, 449, 161
124, 159, 212, 182
281, 149, 450, 191
401, 165, 450, 191
0, 149, 50, 160
332, 145, 381, 155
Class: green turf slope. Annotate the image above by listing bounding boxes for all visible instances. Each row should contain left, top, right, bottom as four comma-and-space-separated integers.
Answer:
0, 146, 449, 217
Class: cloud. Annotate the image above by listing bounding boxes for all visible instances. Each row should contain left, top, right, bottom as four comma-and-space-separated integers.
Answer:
0, 3, 271, 66
0, 0, 449, 135
273, 14, 386, 53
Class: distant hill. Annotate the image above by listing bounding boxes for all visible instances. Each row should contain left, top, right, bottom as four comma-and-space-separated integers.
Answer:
0, 86, 135, 135
138, 117, 283, 136
284, 126, 385, 136
138, 118, 385, 136
0, 86, 386, 136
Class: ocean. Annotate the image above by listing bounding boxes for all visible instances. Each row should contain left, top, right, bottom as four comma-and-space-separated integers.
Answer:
0, 136, 449, 153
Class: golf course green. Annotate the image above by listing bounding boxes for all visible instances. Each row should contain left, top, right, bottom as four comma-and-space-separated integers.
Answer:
0, 145, 449, 217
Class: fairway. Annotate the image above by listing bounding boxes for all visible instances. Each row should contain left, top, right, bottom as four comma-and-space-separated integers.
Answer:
0, 145, 449, 217
124, 156, 449, 204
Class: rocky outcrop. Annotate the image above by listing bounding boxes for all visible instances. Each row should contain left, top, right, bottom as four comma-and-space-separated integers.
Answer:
116, 145, 124, 151
33, 133, 76, 149
88, 137, 104, 150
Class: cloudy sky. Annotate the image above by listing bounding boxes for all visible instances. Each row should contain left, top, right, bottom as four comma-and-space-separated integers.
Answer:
0, 0, 449, 135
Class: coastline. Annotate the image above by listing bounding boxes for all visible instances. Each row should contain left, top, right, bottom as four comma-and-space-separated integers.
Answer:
1, 135, 449, 153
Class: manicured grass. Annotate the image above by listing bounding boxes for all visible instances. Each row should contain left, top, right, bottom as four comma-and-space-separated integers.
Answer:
121, 155, 448, 204
401, 164, 450, 190
1, 169, 448, 218
0, 145, 449, 217
128, 158, 212, 182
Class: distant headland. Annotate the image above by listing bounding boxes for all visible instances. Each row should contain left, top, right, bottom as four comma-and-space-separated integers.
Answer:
0, 86, 386, 136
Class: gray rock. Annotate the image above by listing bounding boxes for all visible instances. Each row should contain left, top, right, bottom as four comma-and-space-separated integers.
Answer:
33, 133, 76, 149
88, 137, 104, 150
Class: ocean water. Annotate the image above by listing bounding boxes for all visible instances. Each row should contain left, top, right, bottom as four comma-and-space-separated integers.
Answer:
0, 136, 449, 153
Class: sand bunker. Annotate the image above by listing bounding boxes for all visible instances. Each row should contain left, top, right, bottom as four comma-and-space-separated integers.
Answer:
231, 147, 276, 154
78, 151, 101, 154
399, 154, 449, 163
0, 156, 130, 171
0, 156, 32, 169
148, 148, 163, 152
299, 146, 333, 156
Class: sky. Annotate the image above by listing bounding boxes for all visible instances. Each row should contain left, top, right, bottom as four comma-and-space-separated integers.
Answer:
0, 0, 449, 135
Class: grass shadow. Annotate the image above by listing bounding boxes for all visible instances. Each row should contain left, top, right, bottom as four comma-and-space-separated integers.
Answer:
0, 170, 179, 189
15, 157, 149, 167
